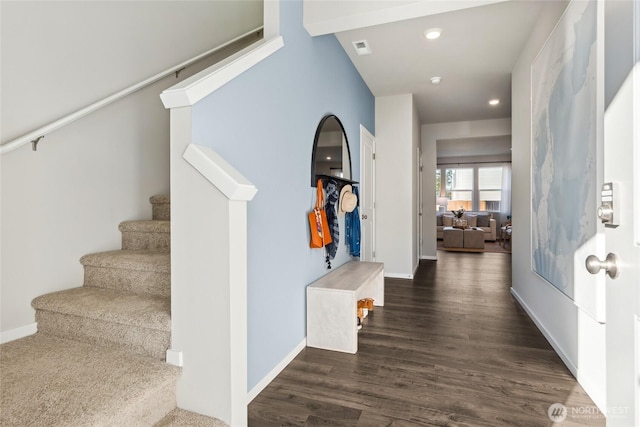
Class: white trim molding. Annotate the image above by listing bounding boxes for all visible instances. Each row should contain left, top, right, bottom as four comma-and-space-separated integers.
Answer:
183, 144, 258, 201
247, 338, 306, 403
0, 323, 38, 344
510, 288, 577, 375
166, 349, 184, 367
384, 273, 414, 280
161, 36, 284, 109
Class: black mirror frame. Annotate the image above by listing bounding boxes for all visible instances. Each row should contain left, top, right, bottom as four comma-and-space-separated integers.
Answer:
310, 114, 354, 187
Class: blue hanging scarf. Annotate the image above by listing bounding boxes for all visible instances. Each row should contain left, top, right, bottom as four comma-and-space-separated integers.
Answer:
345, 186, 361, 257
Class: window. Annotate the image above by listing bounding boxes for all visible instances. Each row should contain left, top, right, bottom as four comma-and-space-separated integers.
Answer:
478, 167, 502, 212
445, 168, 473, 211
435, 164, 509, 214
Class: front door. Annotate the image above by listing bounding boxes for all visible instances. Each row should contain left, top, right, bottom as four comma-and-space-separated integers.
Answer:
603, 1, 639, 425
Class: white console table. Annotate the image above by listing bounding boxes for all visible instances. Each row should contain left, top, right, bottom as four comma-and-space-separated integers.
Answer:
306, 261, 384, 354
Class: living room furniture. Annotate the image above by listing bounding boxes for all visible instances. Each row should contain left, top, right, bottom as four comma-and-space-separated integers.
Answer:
436, 212, 496, 241
501, 226, 512, 251
464, 228, 485, 249
442, 227, 485, 252
307, 261, 384, 354
442, 227, 463, 248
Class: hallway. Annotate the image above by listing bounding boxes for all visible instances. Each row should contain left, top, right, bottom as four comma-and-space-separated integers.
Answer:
249, 252, 604, 426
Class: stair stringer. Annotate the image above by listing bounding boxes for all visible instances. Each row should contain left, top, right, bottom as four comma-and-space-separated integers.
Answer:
167, 106, 256, 427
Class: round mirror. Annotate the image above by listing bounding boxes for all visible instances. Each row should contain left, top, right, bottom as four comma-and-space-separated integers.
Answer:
310, 115, 352, 187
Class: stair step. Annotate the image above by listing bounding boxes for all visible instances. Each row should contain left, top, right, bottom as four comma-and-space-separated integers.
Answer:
0, 333, 180, 426
119, 220, 170, 252
81, 250, 170, 297
155, 408, 229, 426
151, 195, 170, 221
32, 287, 170, 360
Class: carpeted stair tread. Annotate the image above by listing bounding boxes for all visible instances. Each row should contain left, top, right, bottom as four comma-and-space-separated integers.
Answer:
81, 250, 170, 273
0, 333, 180, 427
150, 195, 170, 205
155, 409, 229, 427
119, 221, 170, 252
119, 220, 170, 233
118, 220, 171, 253
151, 195, 170, 221
32, 287, 170, 331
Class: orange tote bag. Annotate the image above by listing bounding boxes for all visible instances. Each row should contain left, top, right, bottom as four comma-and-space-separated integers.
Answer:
309, 179, 333, 248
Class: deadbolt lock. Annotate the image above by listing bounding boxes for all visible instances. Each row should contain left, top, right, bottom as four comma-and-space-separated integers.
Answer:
597, 203, 613, 223
599, 182, 618, 227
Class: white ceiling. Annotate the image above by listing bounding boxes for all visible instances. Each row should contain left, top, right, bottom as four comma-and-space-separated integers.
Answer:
334, 1, 546, 125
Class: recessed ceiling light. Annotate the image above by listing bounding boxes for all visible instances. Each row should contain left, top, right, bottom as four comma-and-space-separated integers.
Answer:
430, 76, 442, 85
424, 28, 442, 40
489, 99, 500, 106
326, 156, 332, 160
352, 40, 372, 56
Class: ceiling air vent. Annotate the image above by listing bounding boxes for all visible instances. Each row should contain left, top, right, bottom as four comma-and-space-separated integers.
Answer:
352, 40, 372, 56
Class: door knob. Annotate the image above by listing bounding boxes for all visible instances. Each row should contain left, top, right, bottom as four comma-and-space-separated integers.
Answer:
585, 253, 619, 279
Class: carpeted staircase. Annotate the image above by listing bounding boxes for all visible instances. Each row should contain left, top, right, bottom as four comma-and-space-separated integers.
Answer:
0, 195, 226, 426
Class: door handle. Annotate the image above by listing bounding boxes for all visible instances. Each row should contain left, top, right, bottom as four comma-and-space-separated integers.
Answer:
585, 253, 619, 279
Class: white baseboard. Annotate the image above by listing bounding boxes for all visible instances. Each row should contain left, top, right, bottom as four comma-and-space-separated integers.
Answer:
384, 272, 413, 279
1, 323, 37, 344
420, 255, 437, 260
510, 288, 578, 376
247, 337, 306, 403
166, 349, 184, 367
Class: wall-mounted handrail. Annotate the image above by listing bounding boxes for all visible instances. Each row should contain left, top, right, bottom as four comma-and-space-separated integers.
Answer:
0, 26, 264, 155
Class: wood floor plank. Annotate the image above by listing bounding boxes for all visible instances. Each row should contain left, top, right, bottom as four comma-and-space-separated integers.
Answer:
249, 252, 605, 426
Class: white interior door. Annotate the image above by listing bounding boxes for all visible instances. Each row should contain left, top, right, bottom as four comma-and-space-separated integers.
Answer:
417, 148, 423, 260
602, 2, 639, 425
359, 125, 375, 262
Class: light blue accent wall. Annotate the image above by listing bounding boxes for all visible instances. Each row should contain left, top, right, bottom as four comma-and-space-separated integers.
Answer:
191, 0, 374, 390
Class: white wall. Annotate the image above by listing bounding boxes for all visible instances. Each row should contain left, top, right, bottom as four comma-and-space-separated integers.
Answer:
511, 0, 606, 411
420, 118, 511, 259
0, 2, 261, 336
375, 94, 417, 278
1, 1, 262, 144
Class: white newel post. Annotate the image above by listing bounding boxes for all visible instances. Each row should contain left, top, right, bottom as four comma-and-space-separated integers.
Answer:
166, 106, 256, 426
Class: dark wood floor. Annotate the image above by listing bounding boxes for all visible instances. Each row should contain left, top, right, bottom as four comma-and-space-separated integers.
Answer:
249, 252, 605, 426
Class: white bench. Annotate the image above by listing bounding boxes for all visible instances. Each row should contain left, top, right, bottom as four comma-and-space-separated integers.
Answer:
306, 261, 384, 354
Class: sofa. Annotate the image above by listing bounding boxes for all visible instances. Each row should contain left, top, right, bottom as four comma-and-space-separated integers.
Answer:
436, 211, 496, 241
